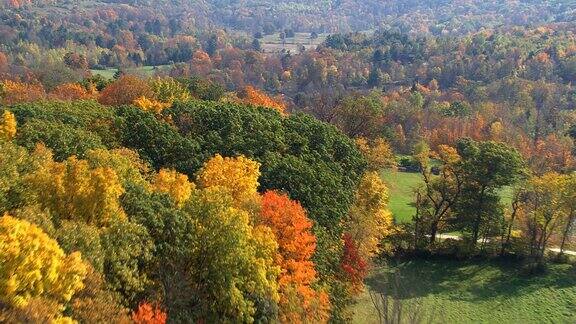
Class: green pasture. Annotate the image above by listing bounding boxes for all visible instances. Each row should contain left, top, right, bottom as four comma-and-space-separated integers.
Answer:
381, 170, 515, 224
90, 65, 172, 79
259, 32, 328, 53
353, 258, 576, 323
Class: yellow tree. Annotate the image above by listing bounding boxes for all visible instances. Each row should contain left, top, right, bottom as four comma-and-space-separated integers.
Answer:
133, 96, 170, 114
196, 154, 261, 208
152, 169, 195, 207
0, 215, 87, 308
171, 187, 280, 322
86, 148, 150, 188
0, 110, 16, 141
134, 77, 191, 114
521, 173, 565, 263
26, 154, 126, 227
355, 137, 396, 171
559, 173, 576, 254
149, 77, 191, 103
347, 171, 394, 260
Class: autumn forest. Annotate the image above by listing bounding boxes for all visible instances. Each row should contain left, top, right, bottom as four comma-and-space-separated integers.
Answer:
0, 1, 575, 323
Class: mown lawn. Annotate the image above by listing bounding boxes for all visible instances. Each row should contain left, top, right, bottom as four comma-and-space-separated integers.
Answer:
381, 170, 422, 223
381, 170, 515, 224
259, 32, 328, 53
352, 258, 576, 323
90, 65, 172, 79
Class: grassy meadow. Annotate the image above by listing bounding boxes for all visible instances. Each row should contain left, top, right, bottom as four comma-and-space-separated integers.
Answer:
381, 170, 422, 223
259, 32, 329, 53
90, 65, 172, 79
381, 169, 515, 224
362, 170, 574, 324
352, 258, 576, 323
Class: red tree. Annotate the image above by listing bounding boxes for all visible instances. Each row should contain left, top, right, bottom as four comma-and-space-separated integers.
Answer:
0, 52, 8, 72
340, 233, 368, 292
239, 86, 286, 114
131, 302, 167, 324
98, 75, 153, 106
259, 190, 330, 322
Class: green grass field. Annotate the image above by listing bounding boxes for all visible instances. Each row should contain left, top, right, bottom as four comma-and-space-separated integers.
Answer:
370, 170, 575, 323
353, 259, 576, 323
381, 170, 422, 223
259, 32, 328, 53
381, 170, 515, 224
90, 65, 172, 79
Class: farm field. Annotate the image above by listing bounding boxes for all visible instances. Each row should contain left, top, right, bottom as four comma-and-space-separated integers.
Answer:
259, 32, 329, 53
352, 258, 576, 323
90, 65, 172, 79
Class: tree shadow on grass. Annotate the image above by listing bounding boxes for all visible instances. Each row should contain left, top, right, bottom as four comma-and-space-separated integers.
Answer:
365, 258, 478, 299
467, 260, 576, 302
365, 258, 576, 303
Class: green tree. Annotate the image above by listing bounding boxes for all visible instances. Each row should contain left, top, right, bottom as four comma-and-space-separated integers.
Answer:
116, 105, 202, 175
0, 141, 34, 213
166, 101, 366, 230
414, 144, 463, 245
454, 138, 525, 246
100, 220, 154, 307
333, 92, 385, 138
180, 76, 225, 101
252, 38, 262, 52
16, 119, 105, 161
8, 100, 118, 148
57, 221, 104, 273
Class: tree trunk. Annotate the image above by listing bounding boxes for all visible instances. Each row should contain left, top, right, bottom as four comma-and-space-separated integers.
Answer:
472, 215, 481, 248
472, 187, 487, 248
560, 211, 574, 254
501, 202, 519, 256
429, 220, 439, 244
537, 217, 552, 264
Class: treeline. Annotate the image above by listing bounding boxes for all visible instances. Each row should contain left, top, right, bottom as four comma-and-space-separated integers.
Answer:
0, 75, 396, 322
386, 137, 576, 271
1, 12, 575, 94
2, 29, 576, 171
0, 66, 573, 324
2, 0, 572, 37
0, 0, 574, 73
2, 20, 575, 174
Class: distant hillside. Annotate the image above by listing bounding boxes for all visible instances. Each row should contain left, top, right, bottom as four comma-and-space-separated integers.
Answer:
0, 0, 574, 72
1, 0, 573, 34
